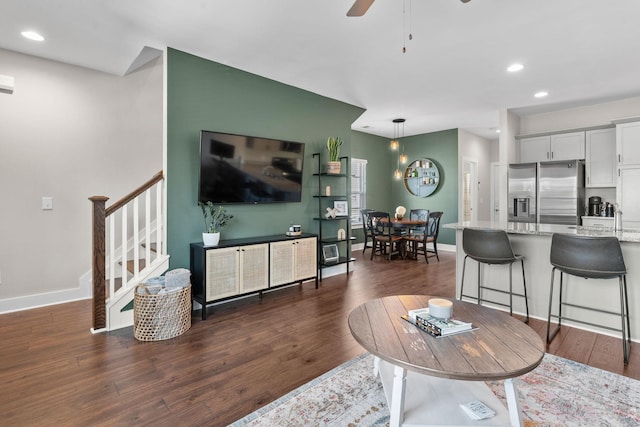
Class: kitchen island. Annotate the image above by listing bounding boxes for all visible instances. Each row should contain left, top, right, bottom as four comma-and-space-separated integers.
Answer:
444, 221, 640, 342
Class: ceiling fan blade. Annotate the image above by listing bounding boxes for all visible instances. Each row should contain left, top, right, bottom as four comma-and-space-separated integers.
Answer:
347, 0, 375, 16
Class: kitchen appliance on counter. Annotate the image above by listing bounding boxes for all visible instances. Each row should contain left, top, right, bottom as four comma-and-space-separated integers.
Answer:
508, 163, 537, 223
588, 196, 602, 216
539, 160, 585, 225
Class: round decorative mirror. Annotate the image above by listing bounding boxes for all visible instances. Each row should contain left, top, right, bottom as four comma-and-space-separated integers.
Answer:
404, 159, 440, 197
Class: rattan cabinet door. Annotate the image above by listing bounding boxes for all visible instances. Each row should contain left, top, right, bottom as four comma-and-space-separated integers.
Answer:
239, 243, 269, 293
206, 246, 239, 301
295, 237, 317, 281
270, 240, 295, 286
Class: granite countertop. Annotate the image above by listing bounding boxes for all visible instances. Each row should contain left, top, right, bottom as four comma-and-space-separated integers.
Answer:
443, 220, 640, 243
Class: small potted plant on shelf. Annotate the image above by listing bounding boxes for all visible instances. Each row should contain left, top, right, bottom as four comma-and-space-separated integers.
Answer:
326, 137, 343, 174
198, 201, 233, 246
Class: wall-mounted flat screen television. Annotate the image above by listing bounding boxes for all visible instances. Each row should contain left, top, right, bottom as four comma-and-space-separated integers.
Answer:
199, 130, 305, 204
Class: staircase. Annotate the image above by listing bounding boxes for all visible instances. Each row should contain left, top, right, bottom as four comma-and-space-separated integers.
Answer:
90, 171, 170, 332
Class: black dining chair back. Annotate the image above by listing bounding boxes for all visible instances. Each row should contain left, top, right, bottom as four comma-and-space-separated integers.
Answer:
367, 211, 404, 261
360, 209, 375, 254
409, 209, 429, 235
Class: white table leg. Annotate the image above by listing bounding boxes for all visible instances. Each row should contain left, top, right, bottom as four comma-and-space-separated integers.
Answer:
373, 355, 380, 377
389, 365, 407, 427
504, 378, 522, 427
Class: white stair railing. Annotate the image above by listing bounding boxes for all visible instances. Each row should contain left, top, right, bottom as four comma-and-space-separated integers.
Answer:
90, 170, 166, 331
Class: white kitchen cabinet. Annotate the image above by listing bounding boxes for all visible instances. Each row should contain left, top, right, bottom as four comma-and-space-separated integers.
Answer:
617, 165, 640, 229
519, 131, 585, 163
519, 136, 550, 163
585, 128, 616, 188
270, 237, 317, 287
617, 121, 640, 166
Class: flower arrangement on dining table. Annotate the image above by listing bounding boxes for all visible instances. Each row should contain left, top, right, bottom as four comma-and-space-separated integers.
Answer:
395, 206, 406, 220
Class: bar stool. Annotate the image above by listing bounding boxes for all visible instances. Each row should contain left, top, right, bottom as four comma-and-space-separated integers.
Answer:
547, 233, 631, 364
460, 228, 529, 322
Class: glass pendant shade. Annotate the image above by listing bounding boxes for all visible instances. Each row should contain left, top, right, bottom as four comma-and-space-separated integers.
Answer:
394, 169, 403, 179
390, 139, 399, 151
399, 153, 408, 164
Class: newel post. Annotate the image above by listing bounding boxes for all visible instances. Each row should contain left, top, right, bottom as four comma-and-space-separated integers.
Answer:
89, 196, 109, 331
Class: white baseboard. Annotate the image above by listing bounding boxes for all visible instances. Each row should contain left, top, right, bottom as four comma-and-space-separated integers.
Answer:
0, 285, 91, 314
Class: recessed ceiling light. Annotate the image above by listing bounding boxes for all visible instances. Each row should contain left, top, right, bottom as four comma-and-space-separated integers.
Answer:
534, 91, 548, 98
495, 129, 501, 133
21, 31, 44, 42
507, 63, 524, 73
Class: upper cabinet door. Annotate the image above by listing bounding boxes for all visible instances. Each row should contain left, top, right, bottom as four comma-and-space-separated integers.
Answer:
617, 121, 640, 166
549, 131, 585, 161
520, 136, 550, 163
585, 128, 616, 188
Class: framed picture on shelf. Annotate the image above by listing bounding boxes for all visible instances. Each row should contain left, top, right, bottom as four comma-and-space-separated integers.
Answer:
322, 244, 339, 263
333, 200, 349, 216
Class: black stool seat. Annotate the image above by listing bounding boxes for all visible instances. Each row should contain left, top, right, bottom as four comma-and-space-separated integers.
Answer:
547, 233, 631, 364
460, 228, 529, 322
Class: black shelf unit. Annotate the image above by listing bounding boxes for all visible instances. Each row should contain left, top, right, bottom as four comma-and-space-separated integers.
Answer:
313, 153, 355, 280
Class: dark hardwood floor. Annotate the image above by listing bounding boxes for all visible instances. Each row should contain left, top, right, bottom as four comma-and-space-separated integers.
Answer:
1, 250, 638, 426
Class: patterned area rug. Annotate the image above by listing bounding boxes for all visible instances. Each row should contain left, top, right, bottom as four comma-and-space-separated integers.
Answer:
230, 352, 640, 427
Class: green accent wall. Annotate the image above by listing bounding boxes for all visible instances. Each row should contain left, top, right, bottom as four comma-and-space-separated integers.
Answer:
390, 129, 458, 245
166, 48, 364, 269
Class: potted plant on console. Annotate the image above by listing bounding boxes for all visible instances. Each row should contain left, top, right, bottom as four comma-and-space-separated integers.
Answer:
198, 201, 233, 246
326, 137, 343, 174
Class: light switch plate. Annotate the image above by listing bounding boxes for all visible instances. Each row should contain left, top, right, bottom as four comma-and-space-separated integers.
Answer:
42, 196, 53, 210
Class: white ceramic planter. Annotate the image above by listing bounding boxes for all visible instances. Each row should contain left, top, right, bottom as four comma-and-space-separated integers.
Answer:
202, 232, 220, 246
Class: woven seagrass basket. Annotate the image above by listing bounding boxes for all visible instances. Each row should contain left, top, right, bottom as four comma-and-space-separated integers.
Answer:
134, 284, 191, 341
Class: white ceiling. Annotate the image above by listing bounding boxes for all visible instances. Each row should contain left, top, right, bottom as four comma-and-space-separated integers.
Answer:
3, 0, 640, 140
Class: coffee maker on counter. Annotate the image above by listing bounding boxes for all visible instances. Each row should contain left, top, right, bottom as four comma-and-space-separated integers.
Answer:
588, 196, 614, 217
588, 196, 602, 216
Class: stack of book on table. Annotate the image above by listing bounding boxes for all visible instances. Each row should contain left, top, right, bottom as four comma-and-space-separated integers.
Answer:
405, 307, 473, 338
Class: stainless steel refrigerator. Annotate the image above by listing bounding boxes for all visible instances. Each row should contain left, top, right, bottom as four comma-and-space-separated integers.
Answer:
508, 163, 537, 223
538, 160, 585, 225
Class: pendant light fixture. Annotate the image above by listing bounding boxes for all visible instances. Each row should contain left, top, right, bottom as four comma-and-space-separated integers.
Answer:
398, 119, 408, 164
392, 118, 406, 179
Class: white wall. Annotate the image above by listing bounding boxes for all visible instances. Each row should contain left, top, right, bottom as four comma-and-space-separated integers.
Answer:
457, 130, 494, 221
519, 96, 640, 134
0, 48, 163, 311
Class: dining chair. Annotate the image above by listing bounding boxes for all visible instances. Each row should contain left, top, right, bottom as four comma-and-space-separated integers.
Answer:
360, 208, 375, 254
406, 211, 443, 263
404, 209, 429, 257
367, 211, 404, 261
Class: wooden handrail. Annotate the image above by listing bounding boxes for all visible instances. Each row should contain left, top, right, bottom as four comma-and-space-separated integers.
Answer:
89, 170, 164, 331
105, 170, 163, 217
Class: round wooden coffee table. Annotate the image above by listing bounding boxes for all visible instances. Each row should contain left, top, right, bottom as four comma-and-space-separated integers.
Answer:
348, 295, 545, 427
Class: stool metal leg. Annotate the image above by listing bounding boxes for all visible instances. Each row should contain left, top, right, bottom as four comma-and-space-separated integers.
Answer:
620, 275, 631, 365
547, 267, 563, 343
460, 255, 468, 300
508, 263, 513, 316
521, 258, 529, 323
477, 261, 482, 307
